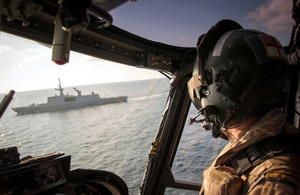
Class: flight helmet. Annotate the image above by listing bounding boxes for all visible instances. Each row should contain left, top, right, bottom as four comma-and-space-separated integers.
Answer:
188, 20, 288, 139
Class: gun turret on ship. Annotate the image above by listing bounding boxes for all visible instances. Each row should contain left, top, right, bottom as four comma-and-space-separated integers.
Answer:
12, 78, 128, 115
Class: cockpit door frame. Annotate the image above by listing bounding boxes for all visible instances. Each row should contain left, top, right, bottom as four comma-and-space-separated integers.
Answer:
139, 78, 201, 194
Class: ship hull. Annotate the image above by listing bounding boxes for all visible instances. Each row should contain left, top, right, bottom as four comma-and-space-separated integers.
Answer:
12, 96, 128, 115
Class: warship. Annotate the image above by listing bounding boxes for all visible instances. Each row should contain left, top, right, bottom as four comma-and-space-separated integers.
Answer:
12, 78, 128, 115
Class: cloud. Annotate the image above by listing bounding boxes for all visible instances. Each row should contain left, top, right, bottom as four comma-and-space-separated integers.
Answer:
13, 48, 50, 69
0, 45, 10, 53
244, 0, 293, 33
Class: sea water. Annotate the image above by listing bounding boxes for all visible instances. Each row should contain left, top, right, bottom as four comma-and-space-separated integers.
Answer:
0, 78, 227, 194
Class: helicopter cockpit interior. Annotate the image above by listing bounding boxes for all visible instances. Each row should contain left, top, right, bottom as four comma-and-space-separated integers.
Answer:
0, 0, 297, 194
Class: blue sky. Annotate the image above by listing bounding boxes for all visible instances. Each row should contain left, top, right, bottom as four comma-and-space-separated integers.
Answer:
111, 0, 292, 46
0, 0, 294, 93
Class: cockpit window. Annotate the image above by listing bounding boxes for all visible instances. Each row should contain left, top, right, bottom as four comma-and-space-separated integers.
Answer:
170, 105, 227, 192
0, 33, 169, 193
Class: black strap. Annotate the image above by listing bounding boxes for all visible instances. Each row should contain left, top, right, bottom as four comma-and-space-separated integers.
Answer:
226, 134, 300, 176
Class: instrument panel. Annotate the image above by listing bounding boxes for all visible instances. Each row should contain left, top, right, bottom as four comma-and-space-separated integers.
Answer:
0, 147, 129, 194
0, 148, 70, 195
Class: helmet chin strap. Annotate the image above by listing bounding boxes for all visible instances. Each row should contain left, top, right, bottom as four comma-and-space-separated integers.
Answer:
187, 106, 244, 140
188, 106, 229, 140
222, 104, 245, 127
212, 126, 228, 140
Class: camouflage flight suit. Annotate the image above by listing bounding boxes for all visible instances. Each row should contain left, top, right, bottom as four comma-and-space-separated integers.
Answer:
200, 109, 300, 195
286, 21, 300, 65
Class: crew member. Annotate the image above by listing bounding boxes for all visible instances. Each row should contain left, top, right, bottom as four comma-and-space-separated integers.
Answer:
172, 19, 300, 194
286, 0, 300, 65
285, 0, 300, 130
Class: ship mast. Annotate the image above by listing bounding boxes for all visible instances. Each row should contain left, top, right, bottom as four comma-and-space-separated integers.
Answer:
73, 88, 82, 96
55, 78, 64, 96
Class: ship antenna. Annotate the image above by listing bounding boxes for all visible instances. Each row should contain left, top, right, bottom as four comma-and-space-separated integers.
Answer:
55, 77, 64, 96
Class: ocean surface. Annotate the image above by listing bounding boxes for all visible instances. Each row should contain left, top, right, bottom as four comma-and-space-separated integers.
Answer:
0, 78, 227, 195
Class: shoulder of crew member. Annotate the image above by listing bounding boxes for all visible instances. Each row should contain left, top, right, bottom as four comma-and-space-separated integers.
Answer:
246, 153, 300, 195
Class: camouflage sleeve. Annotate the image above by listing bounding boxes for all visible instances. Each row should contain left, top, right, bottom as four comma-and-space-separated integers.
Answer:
287, 49, 300, 65
247, 174, 297, 195
246, 161, 300, 194
245, 153, 300, 195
